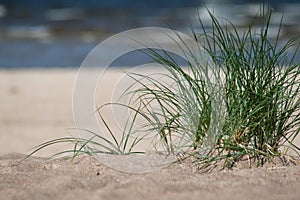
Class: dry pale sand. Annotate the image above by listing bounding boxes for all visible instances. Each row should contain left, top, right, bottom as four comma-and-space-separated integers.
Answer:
0, 68, 300, 200
1, 153, 300, 200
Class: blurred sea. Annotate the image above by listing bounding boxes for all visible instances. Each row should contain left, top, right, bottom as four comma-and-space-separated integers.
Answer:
0, 0, 299, 68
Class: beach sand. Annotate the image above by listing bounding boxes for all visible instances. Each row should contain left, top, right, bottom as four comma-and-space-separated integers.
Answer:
0, 68, 300, 200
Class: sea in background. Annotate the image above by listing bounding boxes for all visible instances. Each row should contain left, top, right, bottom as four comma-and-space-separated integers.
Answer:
0, 0, 299, 68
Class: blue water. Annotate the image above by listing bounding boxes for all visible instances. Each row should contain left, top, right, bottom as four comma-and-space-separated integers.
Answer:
0, 0, 299, 68
0, 40, 95, 68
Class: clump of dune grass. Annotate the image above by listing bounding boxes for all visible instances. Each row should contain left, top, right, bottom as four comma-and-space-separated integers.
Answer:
120, 7, 300, 169
193, 8, 300, 169
28, 6, 299, 171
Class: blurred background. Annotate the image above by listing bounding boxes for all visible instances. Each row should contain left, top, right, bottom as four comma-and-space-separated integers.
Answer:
0, 0, 299, 68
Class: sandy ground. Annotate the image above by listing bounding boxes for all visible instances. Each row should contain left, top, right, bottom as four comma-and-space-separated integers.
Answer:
1, 153, 300, 200
0, 68, 300, 200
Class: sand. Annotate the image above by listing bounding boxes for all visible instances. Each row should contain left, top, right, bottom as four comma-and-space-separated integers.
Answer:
0, 68, 300, 200
1, 153, 300, 200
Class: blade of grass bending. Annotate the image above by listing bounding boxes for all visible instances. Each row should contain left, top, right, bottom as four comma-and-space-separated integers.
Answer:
25, 137, 85, 159
76, 127, 122, 154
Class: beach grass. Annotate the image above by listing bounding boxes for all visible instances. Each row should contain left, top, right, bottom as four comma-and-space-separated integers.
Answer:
192, 8, 300, 169
28, 6, 300, 170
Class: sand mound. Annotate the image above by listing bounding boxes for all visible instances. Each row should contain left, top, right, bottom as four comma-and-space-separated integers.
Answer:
1, 153, 300, 200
